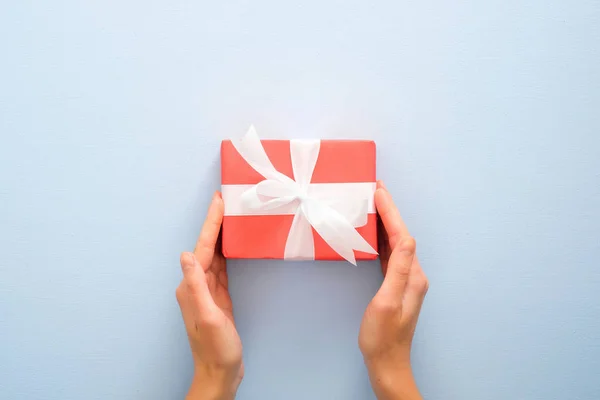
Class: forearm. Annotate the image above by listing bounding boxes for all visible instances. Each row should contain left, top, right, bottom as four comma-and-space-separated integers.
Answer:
367, 363, 422, 400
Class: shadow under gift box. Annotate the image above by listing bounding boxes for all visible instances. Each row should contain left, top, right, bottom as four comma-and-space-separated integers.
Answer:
220, 139, 378, 261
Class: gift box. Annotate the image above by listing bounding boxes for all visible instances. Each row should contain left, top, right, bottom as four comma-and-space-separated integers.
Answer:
221, 126, 378, 264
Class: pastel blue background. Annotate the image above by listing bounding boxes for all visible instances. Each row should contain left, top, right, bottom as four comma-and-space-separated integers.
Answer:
1, 1, 599, 399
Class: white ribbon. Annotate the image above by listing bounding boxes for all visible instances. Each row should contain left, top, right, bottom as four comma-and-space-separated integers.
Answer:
224, 125, 377, 265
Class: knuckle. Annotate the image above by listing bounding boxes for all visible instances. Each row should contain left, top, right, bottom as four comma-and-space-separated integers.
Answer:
397, 264, 411, 278
185, 279, 199, 294
179, 252, 189, 266
175, 285, 184, 302
371, 297, 399, 315
223, 351, 243, 368
199, 312, 221, 328
412, 275, 429, 293
387, 232, 400, 247
402, 237, 417, 254
391, 237, 416, 262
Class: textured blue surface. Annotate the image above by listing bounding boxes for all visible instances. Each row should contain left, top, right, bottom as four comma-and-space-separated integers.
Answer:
1, 1, 599, 399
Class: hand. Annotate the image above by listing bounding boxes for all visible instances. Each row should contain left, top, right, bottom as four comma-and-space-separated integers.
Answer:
176, 192, 243, 400
359, 181, 429, 400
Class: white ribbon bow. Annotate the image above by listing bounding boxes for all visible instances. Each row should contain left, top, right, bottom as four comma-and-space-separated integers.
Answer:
228, 125, 378, 265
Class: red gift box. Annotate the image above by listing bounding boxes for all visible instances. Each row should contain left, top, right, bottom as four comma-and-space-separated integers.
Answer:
221, 127, 378, 263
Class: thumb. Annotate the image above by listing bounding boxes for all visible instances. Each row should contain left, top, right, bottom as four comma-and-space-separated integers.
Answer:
180, 252, 215, 311
378, 237, 416, 302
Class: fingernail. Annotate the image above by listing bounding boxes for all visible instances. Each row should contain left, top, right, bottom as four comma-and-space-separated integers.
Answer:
378, 180, 387, 191
181, 252, 196, 271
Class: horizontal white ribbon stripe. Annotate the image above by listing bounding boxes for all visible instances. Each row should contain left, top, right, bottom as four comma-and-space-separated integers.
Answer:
222, 182, 376, 217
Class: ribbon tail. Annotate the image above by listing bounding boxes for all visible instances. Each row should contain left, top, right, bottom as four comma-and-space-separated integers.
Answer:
284, 208, 315, 261
302, 201, 377, 266
326, 198, 370, 227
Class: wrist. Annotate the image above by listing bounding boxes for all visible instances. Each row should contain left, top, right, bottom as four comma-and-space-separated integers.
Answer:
366, 361, 421, 400
186, 370, 236, 400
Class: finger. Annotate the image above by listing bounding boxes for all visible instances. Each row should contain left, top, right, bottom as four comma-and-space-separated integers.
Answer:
376, 237, 416, 304
377, 214, 390, 255
194, 192, 224, 269
404, 258, 429, 316
218, 270, 229, 289
180, 252, 215, 312
218, 258, 229, 289
377, 212, 391, 275
206, 270, 218, 296
374, 181, 410, 249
